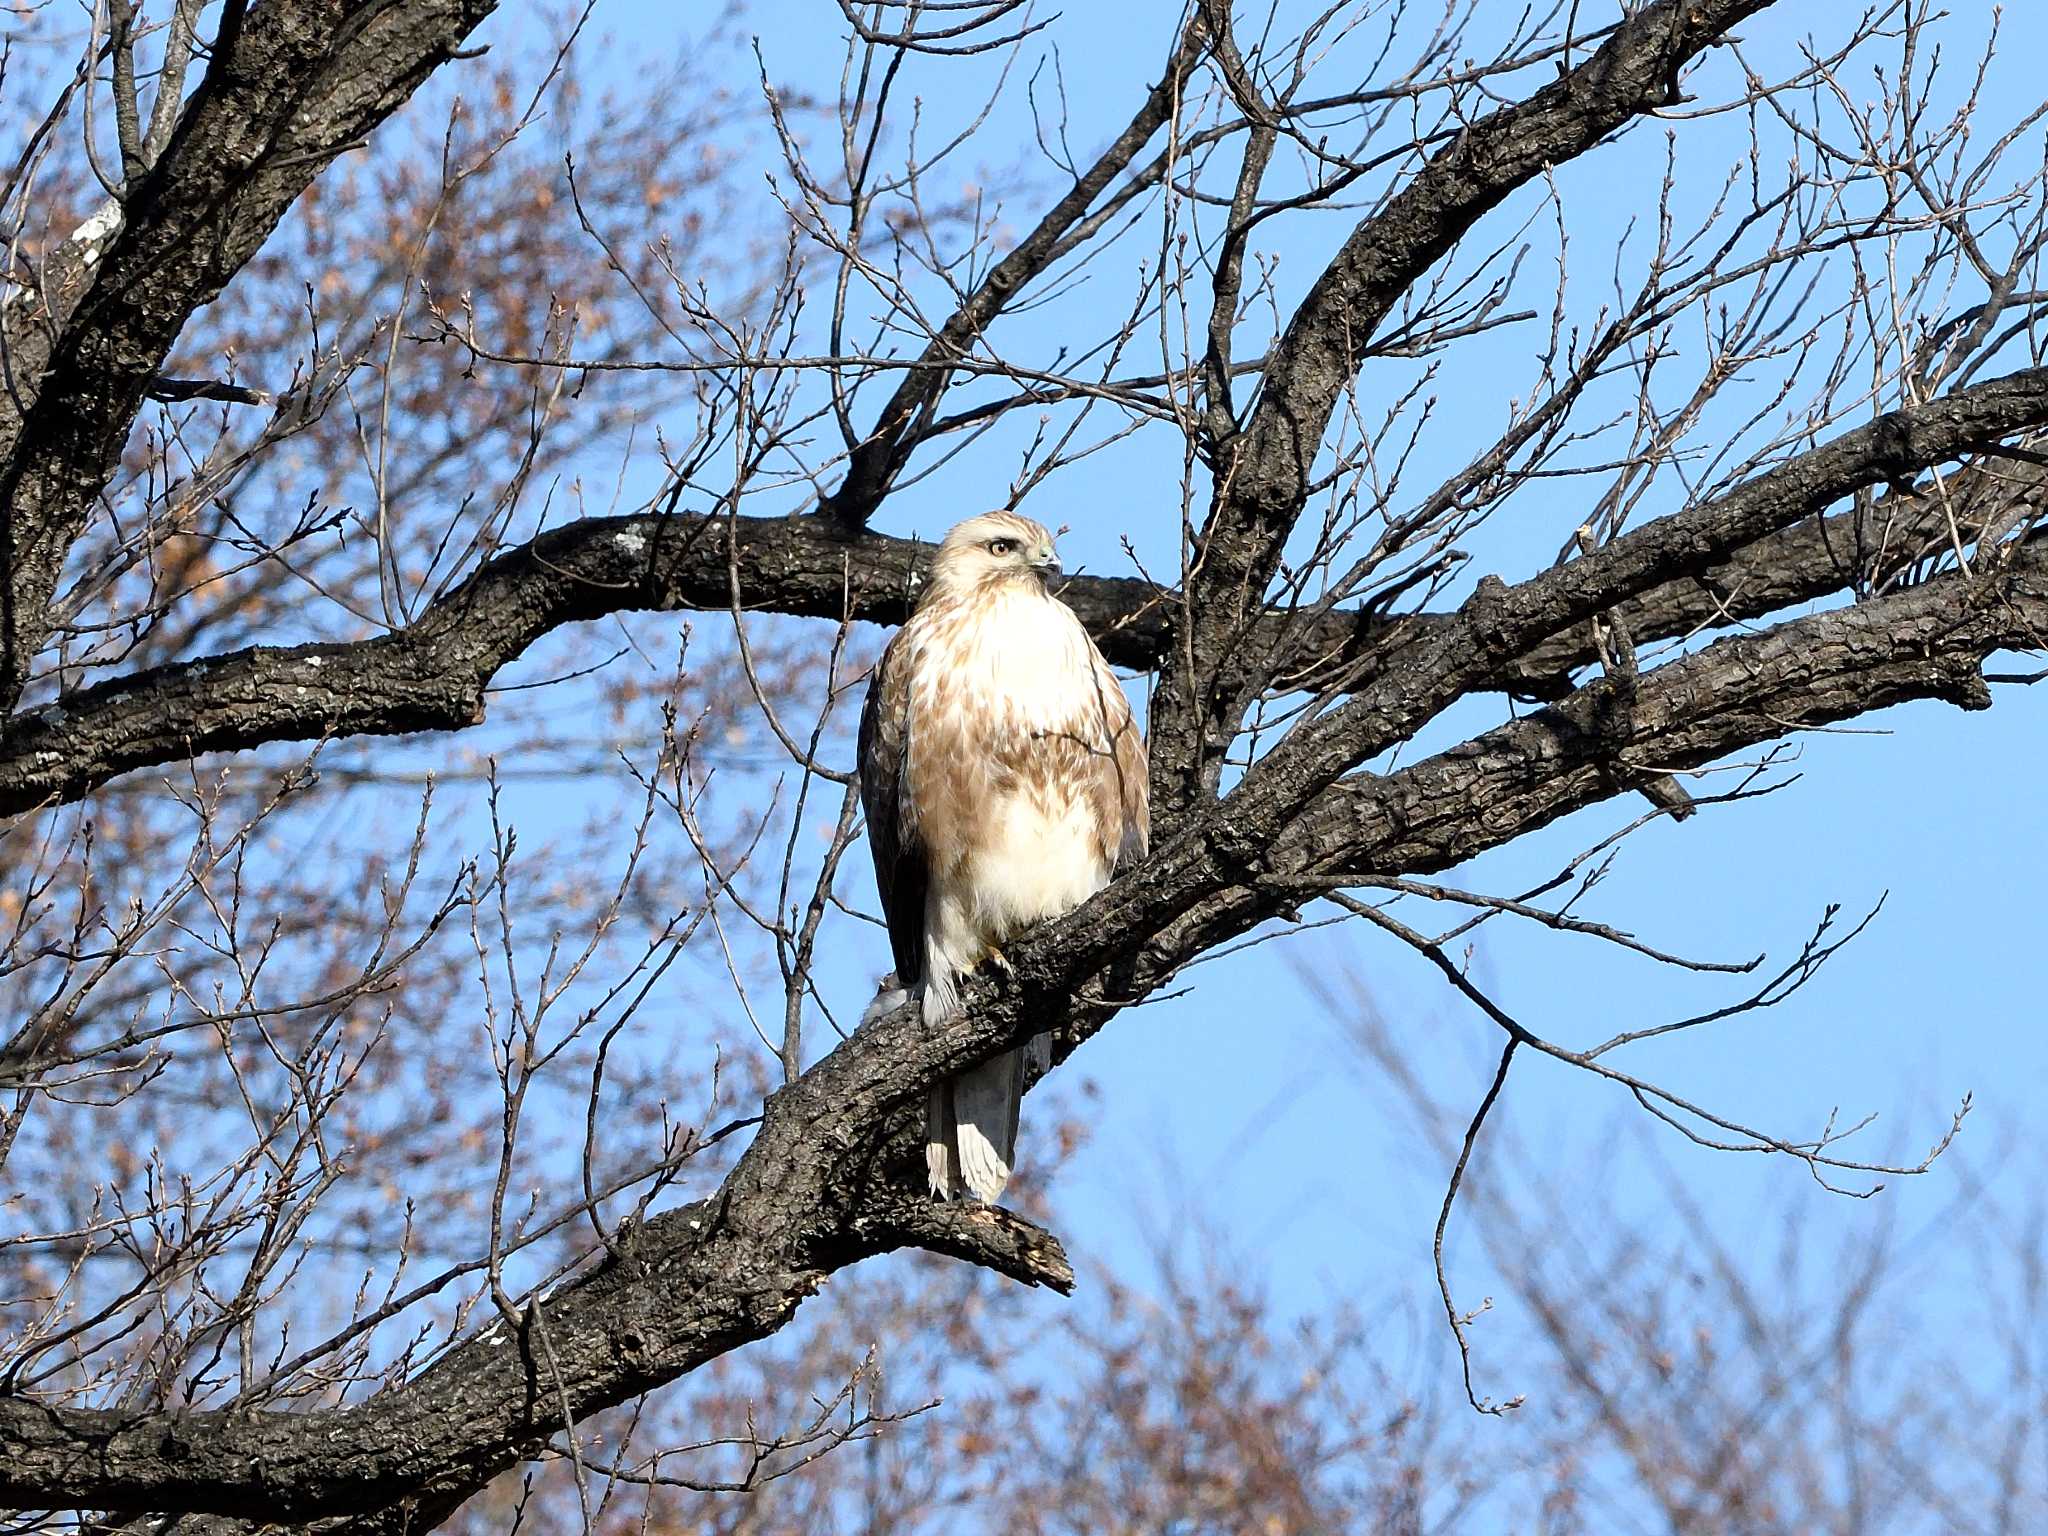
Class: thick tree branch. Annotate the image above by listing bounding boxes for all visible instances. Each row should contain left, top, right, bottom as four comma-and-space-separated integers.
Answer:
1503, 453, 2048, 694
1148, 0, 1771, 820
7, 386, 2043, 822
1283, 578, 2016, 886
0, 513, 1077, 815
0, 0, 498, 713
1242, 365, 2048, 833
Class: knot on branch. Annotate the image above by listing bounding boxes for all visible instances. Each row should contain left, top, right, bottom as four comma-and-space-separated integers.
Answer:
1935, 658, 1994, 712
1462, 572, 1515, 649
1872, 411, 1924, 494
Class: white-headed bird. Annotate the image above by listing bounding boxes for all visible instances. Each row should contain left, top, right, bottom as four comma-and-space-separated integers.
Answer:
858, 512, 1149, 1201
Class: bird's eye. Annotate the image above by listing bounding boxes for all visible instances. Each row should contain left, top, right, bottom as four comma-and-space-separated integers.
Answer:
987, 537, 1017, 556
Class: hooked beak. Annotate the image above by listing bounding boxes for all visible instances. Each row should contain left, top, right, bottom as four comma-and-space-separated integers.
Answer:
1032, 553, 1063, 584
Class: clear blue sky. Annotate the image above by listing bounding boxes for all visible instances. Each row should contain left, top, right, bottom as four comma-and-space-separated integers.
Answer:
474, 0, 2048, 1482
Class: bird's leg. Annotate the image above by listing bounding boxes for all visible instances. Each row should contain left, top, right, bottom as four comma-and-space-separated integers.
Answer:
982, 942, 1014, 977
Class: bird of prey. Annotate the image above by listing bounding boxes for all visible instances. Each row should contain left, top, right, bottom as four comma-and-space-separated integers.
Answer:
858, 511, 1149, 1202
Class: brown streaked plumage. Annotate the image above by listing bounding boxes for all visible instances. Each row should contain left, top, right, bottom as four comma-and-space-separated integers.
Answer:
858, 511, 1148, 1201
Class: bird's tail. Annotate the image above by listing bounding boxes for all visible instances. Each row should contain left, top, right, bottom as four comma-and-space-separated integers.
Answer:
922, 977, 1049, 1202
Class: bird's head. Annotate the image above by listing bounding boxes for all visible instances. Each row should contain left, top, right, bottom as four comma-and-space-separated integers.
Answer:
925, 511, 1062, 600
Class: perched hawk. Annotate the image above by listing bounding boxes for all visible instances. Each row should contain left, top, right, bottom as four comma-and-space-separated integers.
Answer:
858, 512, 1149, 1202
